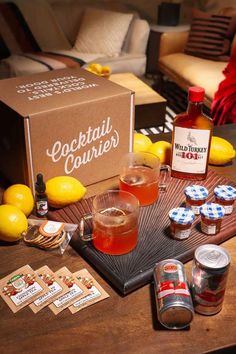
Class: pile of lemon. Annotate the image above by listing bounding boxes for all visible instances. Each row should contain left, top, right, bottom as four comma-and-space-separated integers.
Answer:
133, 133, 171, 164
0, 177, 86, 243
133, 132, 235, 166
86, 63, 111, 77
0, 184, 34, 242
0, 133, 234, 243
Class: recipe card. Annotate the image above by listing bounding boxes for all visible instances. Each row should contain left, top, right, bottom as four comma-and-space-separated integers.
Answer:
0, 265, 48, 313
69, 269, 109, 314
29, 265, 66, 313
49, 266, 89, 315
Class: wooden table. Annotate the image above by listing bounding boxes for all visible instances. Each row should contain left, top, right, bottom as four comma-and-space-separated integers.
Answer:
0, 124, 236, 354
109, 73, 166, 130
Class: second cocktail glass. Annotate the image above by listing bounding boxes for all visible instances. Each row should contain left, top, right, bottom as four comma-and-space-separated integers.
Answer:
79, 190, 139, 255
119, 151, 170, 206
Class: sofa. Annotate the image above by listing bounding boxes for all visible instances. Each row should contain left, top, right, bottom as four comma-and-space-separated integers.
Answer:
0, 0, 150, 79
158, 6, 236, 108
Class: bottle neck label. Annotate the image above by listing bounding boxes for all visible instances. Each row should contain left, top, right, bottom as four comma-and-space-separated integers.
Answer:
172, 127, 210, 174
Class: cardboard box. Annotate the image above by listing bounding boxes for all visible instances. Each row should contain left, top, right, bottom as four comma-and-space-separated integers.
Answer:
0, 68, 134, 191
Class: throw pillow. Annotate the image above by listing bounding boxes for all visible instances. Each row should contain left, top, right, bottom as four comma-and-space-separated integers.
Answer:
74, 7, 133, 56
184, 9, 236, 61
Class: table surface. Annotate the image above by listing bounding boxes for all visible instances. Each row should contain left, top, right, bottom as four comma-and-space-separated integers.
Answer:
109, 73, 166, 106
0, 124, 236, 354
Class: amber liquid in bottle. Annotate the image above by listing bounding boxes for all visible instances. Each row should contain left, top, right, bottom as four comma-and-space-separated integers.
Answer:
171, 87, 213, 180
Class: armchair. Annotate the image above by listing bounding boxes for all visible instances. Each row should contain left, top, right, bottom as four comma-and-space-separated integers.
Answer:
158, 7, 236, 108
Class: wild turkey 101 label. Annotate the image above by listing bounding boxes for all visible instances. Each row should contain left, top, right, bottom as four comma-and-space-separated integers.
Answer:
171, 127, 211, 174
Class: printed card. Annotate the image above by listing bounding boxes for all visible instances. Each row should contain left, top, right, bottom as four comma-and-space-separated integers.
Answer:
69, 269, 109, 314
48, 266, 89, 315
29, 265, 66, 313
0, 265, 48, 313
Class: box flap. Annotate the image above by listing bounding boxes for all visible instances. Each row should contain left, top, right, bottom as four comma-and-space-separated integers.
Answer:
0, 68, 133, 117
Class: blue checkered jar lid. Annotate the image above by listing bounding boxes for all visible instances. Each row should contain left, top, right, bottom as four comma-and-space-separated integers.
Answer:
200, 202, 225, 220
184, 185, 208, 200
169, 207, 195, 225
214, 185, 236, 201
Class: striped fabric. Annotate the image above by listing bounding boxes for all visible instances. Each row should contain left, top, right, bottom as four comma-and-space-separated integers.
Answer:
0, 2, 85, 70
185, 9, 236, 61
21, 52, 85, 71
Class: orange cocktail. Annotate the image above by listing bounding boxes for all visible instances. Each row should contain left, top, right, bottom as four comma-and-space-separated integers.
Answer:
119, 152, 164, 206
92, 207, 138, 255
79, 190, 139, 255
119, 166, 159, 206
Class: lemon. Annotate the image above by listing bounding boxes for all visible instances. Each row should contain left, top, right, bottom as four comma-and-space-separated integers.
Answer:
88, 63, 103, 74
85, 67, 94, 73
101, 65, 111, 75
86, 64, 111, 77
0, 205, 28, 242
46, 176, 87, 208
209, 136, 235, 166
2, 184, 34, 216
147, 141, 172, 164
133, 133, 152, 153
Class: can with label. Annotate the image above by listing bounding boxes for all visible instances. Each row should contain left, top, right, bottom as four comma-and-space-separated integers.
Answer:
153, 259, 194, 329
191, 244, 231, 315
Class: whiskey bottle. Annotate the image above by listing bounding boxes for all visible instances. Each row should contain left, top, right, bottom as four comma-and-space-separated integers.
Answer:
171, 86, 213, 180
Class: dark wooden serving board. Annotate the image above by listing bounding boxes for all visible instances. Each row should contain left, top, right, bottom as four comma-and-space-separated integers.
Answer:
48, 170, 236, 295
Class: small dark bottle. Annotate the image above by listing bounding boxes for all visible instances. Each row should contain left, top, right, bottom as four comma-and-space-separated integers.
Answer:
35, 173, 48, 217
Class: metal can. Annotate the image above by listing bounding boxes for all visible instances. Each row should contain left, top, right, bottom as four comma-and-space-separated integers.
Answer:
153, 259, 194, 329
191, 244, 231, 315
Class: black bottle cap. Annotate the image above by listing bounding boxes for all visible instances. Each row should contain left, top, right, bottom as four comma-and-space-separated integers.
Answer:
35, 173, 46, 193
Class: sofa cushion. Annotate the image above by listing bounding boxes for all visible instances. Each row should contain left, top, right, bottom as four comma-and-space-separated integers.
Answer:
88, 53, 147, 77
0, 50, 102, 78
159, 53, 226, 101
74, 7, 133, 56
185, 8, 236, 61
0, 0, 71, 59
0, 50, 146, 79
127, 19, 150, 55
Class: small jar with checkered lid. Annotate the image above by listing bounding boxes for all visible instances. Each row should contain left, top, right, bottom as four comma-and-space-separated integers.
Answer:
200, 202, 225, 235
214, 185, 236, 215
184, 185, 208, 215
169, 207, 195, 240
